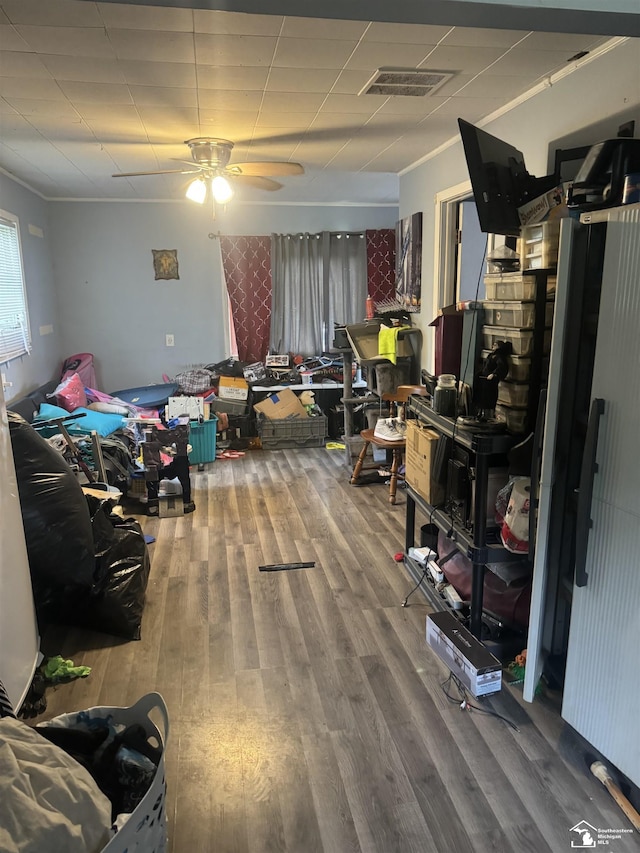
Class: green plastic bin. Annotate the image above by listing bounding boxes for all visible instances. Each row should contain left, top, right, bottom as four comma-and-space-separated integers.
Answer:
189, 417, 218, 464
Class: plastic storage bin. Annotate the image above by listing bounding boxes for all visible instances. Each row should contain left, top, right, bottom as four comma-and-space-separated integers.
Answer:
484, 273, 557, 300
498, 381, 530, 407
482, 326, 551, 357
483, 300, 554, 328
518, 221, 560, 271
495, 404, 528, 433
188, 417, 218, 464
258, 415, 328, 449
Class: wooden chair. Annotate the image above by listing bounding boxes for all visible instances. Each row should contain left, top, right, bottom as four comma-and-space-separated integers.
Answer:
350, 385, 427, 504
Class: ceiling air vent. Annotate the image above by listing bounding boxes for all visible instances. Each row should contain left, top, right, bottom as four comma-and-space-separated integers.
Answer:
360, 68, 454, 97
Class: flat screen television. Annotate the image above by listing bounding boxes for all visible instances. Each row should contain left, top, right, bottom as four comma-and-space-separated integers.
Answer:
458, 118, 559, 237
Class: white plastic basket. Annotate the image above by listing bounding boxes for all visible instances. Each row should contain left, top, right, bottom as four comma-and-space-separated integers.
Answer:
40, 692, 169, 853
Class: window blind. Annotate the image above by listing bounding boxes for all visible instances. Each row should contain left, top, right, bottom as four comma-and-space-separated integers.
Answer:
0, 212, 31, 363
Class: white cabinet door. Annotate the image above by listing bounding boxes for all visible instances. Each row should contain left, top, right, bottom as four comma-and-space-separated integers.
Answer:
0, 382, 39, 711
561, 210, 640, 788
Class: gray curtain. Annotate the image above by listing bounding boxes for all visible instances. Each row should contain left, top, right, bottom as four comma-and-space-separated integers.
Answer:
270, 231, 366, 356
325, 232, 367, 345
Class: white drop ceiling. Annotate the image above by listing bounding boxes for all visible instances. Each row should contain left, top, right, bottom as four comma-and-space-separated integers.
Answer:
0, 0, 624, 204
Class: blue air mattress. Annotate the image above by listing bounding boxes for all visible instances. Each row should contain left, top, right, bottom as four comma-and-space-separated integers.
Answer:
110, 383, 179, 409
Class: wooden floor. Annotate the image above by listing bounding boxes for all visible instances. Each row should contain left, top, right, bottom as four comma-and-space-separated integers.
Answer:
37, 447, 637, 852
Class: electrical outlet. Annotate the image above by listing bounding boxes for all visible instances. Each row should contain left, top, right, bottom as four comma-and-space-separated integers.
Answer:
165, 334, 175, 347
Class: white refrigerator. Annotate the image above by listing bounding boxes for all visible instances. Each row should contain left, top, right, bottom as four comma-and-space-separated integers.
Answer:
0, 381, 40, 711
525, 203, 640, 789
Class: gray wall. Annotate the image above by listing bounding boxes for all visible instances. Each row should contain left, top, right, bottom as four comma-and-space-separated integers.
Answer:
400, 38, 640, 370
49, 201, 397, 392
0, 174, 62, 403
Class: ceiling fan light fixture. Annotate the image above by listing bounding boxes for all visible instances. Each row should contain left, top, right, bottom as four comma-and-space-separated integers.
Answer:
212, 175, 234, 204
186, 177, 207, 204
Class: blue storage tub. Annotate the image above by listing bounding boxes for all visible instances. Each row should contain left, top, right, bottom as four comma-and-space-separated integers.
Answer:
189, 417, 218, 464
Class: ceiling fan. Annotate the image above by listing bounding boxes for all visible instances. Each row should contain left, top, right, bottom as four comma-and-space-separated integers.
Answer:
111, 137, 304, 204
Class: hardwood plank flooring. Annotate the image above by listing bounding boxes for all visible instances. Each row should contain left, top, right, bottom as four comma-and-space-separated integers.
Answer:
34, 447, 638, 852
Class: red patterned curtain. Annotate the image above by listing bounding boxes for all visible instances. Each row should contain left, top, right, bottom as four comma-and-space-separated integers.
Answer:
219, 236, 272, 363
366, 229, 396, 305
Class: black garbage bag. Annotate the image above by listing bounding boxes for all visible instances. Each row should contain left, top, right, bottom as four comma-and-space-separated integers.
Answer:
33, 501, 151, 640
8, 411, 94, 589
76, 497, 151, 640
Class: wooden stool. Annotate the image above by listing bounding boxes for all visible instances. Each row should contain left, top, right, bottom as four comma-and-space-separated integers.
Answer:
350, 428, 405, 504
350, 385, 428, 505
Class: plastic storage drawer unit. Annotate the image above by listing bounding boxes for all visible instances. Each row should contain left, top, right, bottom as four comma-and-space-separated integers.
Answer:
482, 326, 551, 357
259, 415, 327, 449
189, 417, 218, 464
483, 301, 554, 329
484, 273, 557, 300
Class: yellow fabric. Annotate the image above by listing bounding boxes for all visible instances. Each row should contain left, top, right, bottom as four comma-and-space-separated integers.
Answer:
378, 325, 410, 364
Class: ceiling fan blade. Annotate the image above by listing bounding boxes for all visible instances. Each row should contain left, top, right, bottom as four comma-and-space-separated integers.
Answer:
231, 174, 283, 191
227, 161, 304, 177
112, 168, 201, 178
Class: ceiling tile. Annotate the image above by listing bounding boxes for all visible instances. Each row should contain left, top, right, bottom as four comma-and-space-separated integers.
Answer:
0, 24, 39, 51
373, 95, 450, 118
260, 92, 325, 113
519, 31, 611, 52
483, 48, 575, 77
441, 27, 530, 48
256, 111, 316, 130
321, 93, 387, 115
418, 44, 509, 74
454, 74, 535, 99
98, 3, 194, 32
137, 105, 200, 125
1, 0, 103, 27
280, 16, 367, 41
0, 10, 10, 25
195, 34, 277, 67
129, 86, 198, 107
197, 64, 268, 91
82, 119, 148, 142
27, 115, 96, 140
40, 54, 125, 84
330, 69, 374, 96
197, 109, 256, 133
363, 22, 451, 45
14, 25, 116, 58
3, 96, 80, 117
0, 97, 18, 114
197, 89, 263, 112
121, 60, 196, 89
273, 38, 358, 70
58, 81, 134, 105
108, 29, 195, 64
73, 103, 141, 121
346, 42, 437, 72
266, 67, 340, 94
423, 95, 507, 123
0, 77, 67, 100
194, 9, 283, 36
0, 51, 53, 79
306, 112, 369, 133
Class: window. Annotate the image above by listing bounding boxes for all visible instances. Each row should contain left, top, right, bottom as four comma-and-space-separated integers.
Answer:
0, 210, 31, 363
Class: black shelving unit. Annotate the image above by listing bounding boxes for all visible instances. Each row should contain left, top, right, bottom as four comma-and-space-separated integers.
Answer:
405, 399, 522, 639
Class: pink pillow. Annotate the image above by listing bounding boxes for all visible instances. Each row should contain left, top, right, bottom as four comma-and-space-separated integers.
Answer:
50, 372, 88, 412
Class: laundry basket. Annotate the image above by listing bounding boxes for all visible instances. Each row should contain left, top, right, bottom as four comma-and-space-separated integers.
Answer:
39, 692, 170, 853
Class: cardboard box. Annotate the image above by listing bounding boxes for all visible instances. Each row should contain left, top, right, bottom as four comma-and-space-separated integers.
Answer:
426, 611, 502, 697
404, 420, 444, 506
218, 375, 249, 401
253, 388, 308, 420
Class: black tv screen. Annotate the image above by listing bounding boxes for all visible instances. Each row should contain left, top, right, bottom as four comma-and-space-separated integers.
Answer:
458, 118, 559, 237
